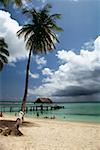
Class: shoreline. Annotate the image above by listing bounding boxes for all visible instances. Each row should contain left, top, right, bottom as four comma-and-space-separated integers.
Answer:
1, 113, 100, 129
0, 114, 100, 150
4, 112, 100, 125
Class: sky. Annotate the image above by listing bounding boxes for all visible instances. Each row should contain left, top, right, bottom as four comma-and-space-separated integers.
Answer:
0, 0, 100, 102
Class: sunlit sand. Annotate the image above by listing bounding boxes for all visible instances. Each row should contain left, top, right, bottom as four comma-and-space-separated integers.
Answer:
0, 114, 100, 150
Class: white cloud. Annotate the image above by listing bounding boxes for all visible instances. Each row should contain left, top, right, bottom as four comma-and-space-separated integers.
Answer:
29, 70, 39, 79
29, 36, 100, 101
94, 36, 100, 52
0, 10, 28, 63
81, 40, 94, 51
35, 56, 47, 69
42, 68, 53, 76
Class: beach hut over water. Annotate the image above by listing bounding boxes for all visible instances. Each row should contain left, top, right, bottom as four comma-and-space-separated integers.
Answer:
35, 98, 52, 103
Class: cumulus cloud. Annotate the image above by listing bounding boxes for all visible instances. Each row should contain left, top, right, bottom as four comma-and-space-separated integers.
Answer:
81, 40, 94, 51
29, 36, 100, 101
29, 70, 39, 79
0, 10, 28, 63
35, 56, 47, 69
42, 68, 53, 76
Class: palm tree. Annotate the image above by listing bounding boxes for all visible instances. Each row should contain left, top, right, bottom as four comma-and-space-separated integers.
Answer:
0, 0, 31, 7
0, 38, 9, 71
17, 4, 63, 113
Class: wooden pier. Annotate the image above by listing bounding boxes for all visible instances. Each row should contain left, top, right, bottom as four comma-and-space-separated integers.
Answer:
28, 105, 64, 112
0, 105, 64, 113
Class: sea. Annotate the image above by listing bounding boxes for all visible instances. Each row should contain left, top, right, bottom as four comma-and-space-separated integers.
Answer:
0, 101, 100, 123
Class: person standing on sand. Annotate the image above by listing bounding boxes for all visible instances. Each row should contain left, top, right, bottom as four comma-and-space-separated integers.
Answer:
0, 111, 3, 117
37, 112, 39, 118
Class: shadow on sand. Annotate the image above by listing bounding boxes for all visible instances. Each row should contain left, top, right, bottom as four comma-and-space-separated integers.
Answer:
0, 118, 40, 136
0, 119, 40, 128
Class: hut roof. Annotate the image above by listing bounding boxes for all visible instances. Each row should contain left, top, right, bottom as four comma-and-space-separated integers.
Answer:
35, 98, 52, 103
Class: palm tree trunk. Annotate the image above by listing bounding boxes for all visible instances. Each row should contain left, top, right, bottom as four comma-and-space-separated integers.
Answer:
14, 49, 32, 130
2, 50, 32, 136
21, 49, 32, 112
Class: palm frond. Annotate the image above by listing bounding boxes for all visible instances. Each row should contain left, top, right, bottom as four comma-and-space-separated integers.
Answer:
50, 14, 62, 20
40, 4, 52, 14
0, 38, 9, 71
17, 3, 63, 54
0, 60, 3, 71
14, 0, 22, 6
0, 38, 8, 48
0, 54, 8, 63
51, 24, 63, 32
0, 0, 8, 6
0, 48, 9, 56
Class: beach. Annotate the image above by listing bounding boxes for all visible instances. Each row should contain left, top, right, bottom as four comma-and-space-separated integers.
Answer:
0, 114, 100, 150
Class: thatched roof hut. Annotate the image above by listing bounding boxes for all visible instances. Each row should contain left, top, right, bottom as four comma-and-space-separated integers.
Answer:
35, 98, 52, 103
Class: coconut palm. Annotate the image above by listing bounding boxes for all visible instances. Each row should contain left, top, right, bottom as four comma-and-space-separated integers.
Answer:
0, 38, 9, 71
17, 4, 63, 113
0, 0, 31, 6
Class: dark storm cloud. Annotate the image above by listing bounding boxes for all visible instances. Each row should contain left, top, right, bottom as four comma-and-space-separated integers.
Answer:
53, 86, 100, 97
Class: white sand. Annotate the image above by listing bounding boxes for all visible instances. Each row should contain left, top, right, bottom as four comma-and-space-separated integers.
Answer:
0, 115, 100, 150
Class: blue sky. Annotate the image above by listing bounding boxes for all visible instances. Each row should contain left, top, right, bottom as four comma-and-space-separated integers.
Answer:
0, 0, 100, 102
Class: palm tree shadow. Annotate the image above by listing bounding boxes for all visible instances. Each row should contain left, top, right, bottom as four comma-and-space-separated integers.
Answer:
0, 120, 40, 128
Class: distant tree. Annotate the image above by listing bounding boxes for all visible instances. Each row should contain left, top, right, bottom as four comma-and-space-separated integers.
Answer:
17, 4, 63, 113
0, 38, 9, 71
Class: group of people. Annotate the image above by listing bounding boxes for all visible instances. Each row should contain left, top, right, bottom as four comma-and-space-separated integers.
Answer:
36, 112, 56, 119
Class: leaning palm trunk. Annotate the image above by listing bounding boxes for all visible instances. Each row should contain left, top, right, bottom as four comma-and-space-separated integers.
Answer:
14, 49, 32, 129
21, 49, 32, 112
1, 45, 32, 136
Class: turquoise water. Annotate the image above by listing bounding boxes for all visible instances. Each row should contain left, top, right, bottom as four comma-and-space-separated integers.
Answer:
0, 102, 100, 123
